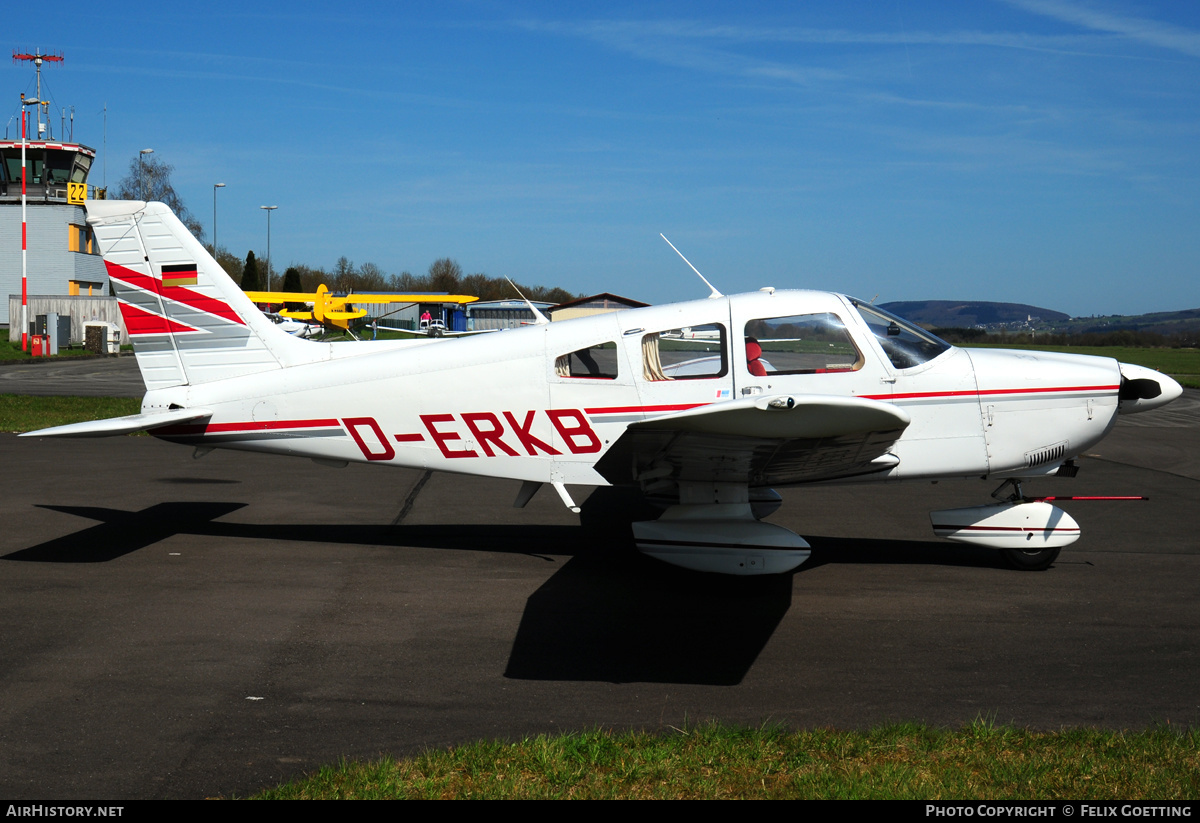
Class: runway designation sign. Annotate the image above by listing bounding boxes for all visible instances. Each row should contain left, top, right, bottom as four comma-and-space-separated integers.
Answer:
68, 182, 87, 205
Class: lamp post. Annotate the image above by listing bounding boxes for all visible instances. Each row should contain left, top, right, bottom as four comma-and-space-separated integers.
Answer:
260, 205, 278, 293
213, 183, 225, 253
139, 148, 154, 200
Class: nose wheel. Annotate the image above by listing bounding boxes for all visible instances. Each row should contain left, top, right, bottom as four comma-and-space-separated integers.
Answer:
1002, 546, 1061, 571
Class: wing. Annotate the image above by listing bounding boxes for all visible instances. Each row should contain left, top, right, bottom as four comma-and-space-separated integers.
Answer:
594, 394, 910, 487
19, 408, 214, 439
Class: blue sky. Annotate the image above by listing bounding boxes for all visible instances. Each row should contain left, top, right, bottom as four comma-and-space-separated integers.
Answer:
6, 1, 1199, 316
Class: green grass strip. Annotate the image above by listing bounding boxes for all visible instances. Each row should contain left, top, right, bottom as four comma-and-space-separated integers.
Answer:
0, 394, 142, 433
254, 722, 1200, 799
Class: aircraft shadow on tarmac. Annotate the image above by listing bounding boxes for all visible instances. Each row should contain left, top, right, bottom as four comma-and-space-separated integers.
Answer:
5, 495, 1011, 686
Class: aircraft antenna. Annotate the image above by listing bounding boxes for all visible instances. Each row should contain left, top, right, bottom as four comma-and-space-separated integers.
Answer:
506, 277, 549, 325
660, 234, 721, 299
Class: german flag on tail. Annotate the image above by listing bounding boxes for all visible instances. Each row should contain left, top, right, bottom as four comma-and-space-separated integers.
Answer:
162, 263, 198, 287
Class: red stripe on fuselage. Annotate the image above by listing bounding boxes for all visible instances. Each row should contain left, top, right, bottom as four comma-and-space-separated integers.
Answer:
584, 403, 709, 415
153, 418, 341, 436
864, 385, 1120, 401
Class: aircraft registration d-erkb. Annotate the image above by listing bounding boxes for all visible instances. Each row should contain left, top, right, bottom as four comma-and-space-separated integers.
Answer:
25, 201, 1183, 575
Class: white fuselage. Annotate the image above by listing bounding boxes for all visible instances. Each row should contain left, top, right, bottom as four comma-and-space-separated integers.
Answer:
143, 289, 1125, 489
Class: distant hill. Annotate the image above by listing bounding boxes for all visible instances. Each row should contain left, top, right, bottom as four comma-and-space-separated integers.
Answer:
880, 300, 1069, 328
1051, 308, 1200, 336
880, 300, 1200, 343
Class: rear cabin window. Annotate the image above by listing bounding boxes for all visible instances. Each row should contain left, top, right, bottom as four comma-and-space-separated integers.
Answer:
555, 342, 619, 379
743, 313, 863, 375
642, 324, 728, 380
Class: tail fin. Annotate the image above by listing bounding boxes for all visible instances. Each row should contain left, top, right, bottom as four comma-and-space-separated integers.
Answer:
87, 200, 312, 390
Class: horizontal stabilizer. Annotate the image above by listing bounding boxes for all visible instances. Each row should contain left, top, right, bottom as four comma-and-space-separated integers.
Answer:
20, 408, 214, 439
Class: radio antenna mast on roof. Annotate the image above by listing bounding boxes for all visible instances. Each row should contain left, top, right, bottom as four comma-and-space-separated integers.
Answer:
660, 233, 722, 299
13, 49, 63, 139
506, 276, 549, 325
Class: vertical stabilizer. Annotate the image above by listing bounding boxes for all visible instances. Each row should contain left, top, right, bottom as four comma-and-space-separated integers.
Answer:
87, 200, 311, 389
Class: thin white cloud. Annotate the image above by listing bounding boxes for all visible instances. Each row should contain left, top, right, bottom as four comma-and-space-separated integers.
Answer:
1005, 0, 1200, 58
513, 17, 1135, 66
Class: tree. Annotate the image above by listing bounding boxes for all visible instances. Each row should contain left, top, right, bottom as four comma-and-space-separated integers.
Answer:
428, 258, 462, 293
357, 262, 387, 292
210, 247, 243, 283
114, 154, 204, 240
282, 267, 304, 311
241, 251, 262, 292
331, 257, 357, 292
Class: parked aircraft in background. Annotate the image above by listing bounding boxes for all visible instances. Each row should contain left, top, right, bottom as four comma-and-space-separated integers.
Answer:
23, 201, 1182, 575
262, 311, 321, 338
243, 284, 477, 333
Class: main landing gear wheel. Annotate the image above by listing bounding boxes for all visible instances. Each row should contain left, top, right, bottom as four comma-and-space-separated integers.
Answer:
1002, 546, 1061, 571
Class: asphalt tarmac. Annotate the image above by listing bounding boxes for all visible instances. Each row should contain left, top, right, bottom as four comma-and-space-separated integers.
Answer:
0, 355, 145, 398
0, 364, 1197, 799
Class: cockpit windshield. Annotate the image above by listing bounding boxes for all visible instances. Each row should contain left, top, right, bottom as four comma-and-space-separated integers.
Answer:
850, 299, 951, 370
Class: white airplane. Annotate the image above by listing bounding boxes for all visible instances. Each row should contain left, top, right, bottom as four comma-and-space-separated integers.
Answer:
23, 201, 1183, 576
262, 311, 322, 339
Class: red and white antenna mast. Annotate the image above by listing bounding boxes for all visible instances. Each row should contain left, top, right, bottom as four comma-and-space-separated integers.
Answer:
13, 49, 63, 350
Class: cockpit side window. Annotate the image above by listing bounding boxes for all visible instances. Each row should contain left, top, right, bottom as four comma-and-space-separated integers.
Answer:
743, 313, 863, 375
851, 300, 951, 370
642, 324, 728, 381
555, 342, 619, 379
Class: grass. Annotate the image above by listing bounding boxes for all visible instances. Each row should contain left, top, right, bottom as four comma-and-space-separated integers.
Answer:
968, 344, 1200, 388
0, 338, 100, 361
0, 394, 141, 433
253, 722, 1200, 800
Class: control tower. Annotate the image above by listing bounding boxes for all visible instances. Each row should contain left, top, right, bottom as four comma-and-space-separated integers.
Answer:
2, 50, 108, 331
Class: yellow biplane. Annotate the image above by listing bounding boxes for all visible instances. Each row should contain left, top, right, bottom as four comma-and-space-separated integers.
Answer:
243, 284, 478, 332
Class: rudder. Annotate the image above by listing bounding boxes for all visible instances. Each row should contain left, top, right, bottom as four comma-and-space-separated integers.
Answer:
87, 200, 309, 389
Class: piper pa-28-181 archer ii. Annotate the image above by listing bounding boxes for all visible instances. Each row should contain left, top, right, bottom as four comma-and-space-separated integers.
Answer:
24, 201, 1183, 575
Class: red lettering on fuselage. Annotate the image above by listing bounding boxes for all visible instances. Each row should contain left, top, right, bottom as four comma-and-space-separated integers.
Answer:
420, 413, 479, 459
349, 410, 602, 461
343, 417, 396, 461
546, 409, 602, 454
461, 412, 519, 457
503, 410, 562, 456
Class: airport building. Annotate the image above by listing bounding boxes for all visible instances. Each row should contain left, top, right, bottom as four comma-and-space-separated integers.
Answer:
1, 139, 108, 336
548, 293, 647, 322
4, 53, 110, 343
466, 299, 555, 331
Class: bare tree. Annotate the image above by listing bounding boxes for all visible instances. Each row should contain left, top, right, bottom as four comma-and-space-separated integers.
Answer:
114, 154, 205, 240
428, 258, 462, 293
357, 262, 387, 291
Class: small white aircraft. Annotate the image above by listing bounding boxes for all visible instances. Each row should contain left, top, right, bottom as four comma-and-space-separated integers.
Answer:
262, 311, 322, 339
24, 201, 1182, 575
